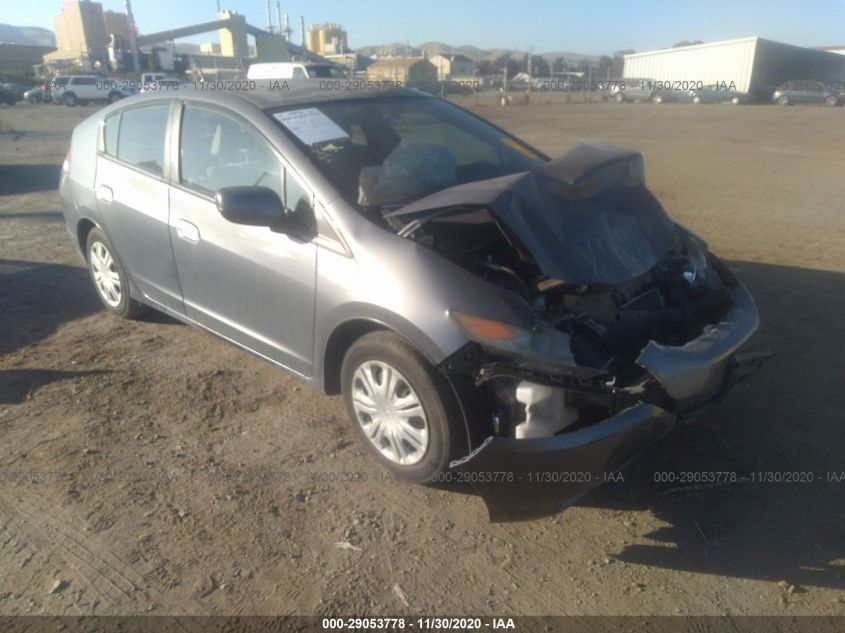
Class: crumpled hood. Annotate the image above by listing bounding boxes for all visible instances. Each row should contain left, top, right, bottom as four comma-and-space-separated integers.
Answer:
388, 142, 679, 285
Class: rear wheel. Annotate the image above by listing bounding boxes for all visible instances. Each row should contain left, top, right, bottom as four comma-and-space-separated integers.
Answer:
824, 95, 838, 107
731, 96, 740, 105
653, 94, 663, 104
108, 91, 122, 103
28, 94, 40, 104
78, 99, 89, 107
778, 95, 790, 106
85, 228, 148, 319
692, 96, 701, 104
614, 92, 624, 103
63, 92, 77, 107
341, 331, 466, 482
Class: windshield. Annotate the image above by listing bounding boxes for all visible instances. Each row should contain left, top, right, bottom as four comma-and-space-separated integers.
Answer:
270, 97, 546, 209
307, 65, 348, 78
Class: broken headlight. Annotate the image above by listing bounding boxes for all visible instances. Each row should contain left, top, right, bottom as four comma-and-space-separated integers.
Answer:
450, 311, 576, 367
680, 230, 720, 289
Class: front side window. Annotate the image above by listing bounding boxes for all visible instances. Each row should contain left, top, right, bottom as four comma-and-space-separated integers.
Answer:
179, 104, 282, 198
116, 104, 170, 175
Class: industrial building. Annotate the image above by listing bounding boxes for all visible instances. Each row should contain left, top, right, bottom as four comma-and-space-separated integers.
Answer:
624, 37, 845, 97
44, 0, 130, 71
306, 23, 348, 55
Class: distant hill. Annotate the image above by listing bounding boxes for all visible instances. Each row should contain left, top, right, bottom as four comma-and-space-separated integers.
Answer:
0, 24, 55, 46
355, 40, 599, 65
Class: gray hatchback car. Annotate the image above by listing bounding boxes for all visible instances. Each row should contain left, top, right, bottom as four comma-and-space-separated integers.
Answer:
60, 84, 768, 520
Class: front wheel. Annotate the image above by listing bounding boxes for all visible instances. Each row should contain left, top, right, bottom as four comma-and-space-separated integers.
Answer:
85, 228, 148, 319
614, 92, 624, 103
28, 95, 40, 104
63, 92, 77, 107
341, 331, 466, 482
824, 95, 838, 107
108, 91, 122, 103
653, 94, 663, 104
778, 95, 790, 106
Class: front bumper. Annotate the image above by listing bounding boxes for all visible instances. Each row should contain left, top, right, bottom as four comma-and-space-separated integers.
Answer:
450, 279, 770, 521
451, 403, 676, 521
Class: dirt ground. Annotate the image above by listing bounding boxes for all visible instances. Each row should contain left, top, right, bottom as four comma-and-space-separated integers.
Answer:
1, 94, 844, 617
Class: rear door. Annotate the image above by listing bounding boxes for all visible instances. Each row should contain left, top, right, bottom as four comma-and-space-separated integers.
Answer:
94, 102, 184, 312
168, 102, 317, 376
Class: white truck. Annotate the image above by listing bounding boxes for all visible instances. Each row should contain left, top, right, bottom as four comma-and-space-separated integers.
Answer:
246, 62, 348, 80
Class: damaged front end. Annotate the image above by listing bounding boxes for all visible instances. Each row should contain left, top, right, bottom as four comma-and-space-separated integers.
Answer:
388, 142, 770, 521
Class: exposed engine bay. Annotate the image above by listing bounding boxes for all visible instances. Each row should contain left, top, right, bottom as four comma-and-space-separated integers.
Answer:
379, 143, 750, 442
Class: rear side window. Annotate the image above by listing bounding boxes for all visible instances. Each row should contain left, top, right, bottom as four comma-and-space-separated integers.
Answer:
116, 104, 170, 175
179, 104, 282, 198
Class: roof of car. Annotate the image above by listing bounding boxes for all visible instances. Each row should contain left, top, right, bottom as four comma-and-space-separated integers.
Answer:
133, 80, 431, 110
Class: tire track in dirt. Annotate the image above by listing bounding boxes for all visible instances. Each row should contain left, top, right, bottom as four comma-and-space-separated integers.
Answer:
0, 488, 151, 611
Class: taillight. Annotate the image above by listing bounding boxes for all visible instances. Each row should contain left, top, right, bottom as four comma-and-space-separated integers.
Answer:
62, 149, 71, 175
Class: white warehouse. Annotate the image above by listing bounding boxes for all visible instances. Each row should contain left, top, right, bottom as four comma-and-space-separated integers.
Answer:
623, 37, 845, 97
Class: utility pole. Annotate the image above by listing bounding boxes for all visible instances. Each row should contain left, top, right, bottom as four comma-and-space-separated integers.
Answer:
265, 0, 273, 33
300, 16, 305, 48
124, 0, 141, 72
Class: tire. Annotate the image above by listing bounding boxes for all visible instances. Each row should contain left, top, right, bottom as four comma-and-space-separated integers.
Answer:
341, 331, 466, 482
653, 94, 663, 104
731, 97, 740, 105
108, 91, 122, 103
78, 99, 89, 107
778, 95, 789, 106
692, 96, 701, 104
63, 92, 77, 107
28, 95, 40, 104
824, 95, 838, 107
614, 92, 624, 103
85, 228, 148, 319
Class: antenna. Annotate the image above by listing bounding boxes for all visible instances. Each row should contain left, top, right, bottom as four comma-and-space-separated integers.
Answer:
300, 16, 305, 47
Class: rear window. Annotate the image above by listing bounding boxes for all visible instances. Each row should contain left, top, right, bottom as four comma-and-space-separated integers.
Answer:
115, 104, 170, 175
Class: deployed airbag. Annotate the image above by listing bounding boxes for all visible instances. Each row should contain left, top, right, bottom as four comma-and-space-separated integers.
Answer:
389, 142, 679, 285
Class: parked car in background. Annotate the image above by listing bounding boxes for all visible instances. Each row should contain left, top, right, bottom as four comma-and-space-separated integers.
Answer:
24, 83, 51, 104
50, 75, 134, 106
651, 88, 696, 104
58, 84, 768, 520
0, 83, 23, 105
612, 78, 656, 102
140, 72, 172, 84
690, 83, 753, 104
772, 80, 843, 106
139, 78, 188, 93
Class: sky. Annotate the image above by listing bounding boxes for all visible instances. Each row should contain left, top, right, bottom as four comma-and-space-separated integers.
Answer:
4, 0, 845, 55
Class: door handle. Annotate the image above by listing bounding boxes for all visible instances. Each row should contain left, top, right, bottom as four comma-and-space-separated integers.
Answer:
95, 185, 114, 203
174, 219, 200, 244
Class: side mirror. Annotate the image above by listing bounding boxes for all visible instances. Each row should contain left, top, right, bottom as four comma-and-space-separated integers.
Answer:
215, 186, 283, 228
